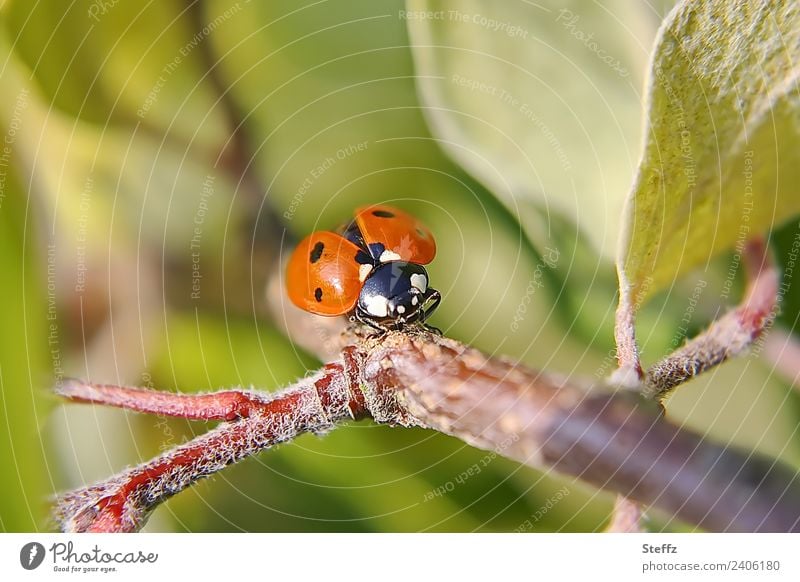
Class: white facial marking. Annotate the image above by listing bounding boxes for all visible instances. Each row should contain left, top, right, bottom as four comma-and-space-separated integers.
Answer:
379, 249, 401, 263
410, 273, 427, 292
365, 295, 388, 317
411, 295, 418, 306
396, 305, 406, 314
358, 264, 373, 282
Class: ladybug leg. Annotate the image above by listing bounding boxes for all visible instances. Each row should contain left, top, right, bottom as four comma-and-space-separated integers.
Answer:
352, 307, 389, 335
419, 288, 442, 334
420, 288, 441, 320
423, 323, 442, 335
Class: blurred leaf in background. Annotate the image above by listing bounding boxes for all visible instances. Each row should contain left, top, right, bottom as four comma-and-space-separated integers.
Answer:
406, 0, 660, 259
0, 151, 50, 531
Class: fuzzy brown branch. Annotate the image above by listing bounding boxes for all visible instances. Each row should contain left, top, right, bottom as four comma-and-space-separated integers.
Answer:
364, 331, 800, 532
55, 329, 800, 533
644, 238, 777, 399
57, 379, 276, 421
613, 290, 644, 385
54, 362, 366, 532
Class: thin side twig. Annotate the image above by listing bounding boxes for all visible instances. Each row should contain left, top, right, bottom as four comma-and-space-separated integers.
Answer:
644, 238, 777, 399
57, 379, 276, 421
612, 276, 644, 387
54, 361, 366, 532
605, 496, 645, 532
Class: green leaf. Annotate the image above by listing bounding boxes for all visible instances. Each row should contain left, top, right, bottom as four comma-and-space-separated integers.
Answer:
405, 0, 655, 257
147, 310, 318, 391
618, 0, 800, 307
0, 154, 50, 531
0, 36, 240, 268
4, 0, 230, 151
205, 0, 450, 234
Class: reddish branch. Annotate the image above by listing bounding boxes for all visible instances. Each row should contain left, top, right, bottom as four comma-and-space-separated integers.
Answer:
54, 329, 800, 533
605, 496, 644, 532
54, 362, 366, 533
644, 239, 778, 399
613, 288, 644, 384
58, 380, 279, 422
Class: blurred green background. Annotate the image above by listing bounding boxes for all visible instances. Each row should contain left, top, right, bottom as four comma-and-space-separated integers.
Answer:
1, 0, 799, 532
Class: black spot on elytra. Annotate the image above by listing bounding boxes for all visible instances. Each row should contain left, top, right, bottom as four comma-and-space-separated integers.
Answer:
416, 227, 426, 238
372, 209, 395, 218
314, 287, 323, 302
355, 250, 373, 265
309, 241, 324, 263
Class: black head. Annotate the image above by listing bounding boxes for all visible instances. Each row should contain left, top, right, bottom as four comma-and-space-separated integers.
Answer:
356, 261, 439, 327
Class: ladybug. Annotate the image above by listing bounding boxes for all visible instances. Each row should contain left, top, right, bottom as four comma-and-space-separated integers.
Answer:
286, 204, 440, 329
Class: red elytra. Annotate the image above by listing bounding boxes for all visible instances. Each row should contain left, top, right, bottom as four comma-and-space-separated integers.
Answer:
355, 204, 436, 264
286, 204, 436, 317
